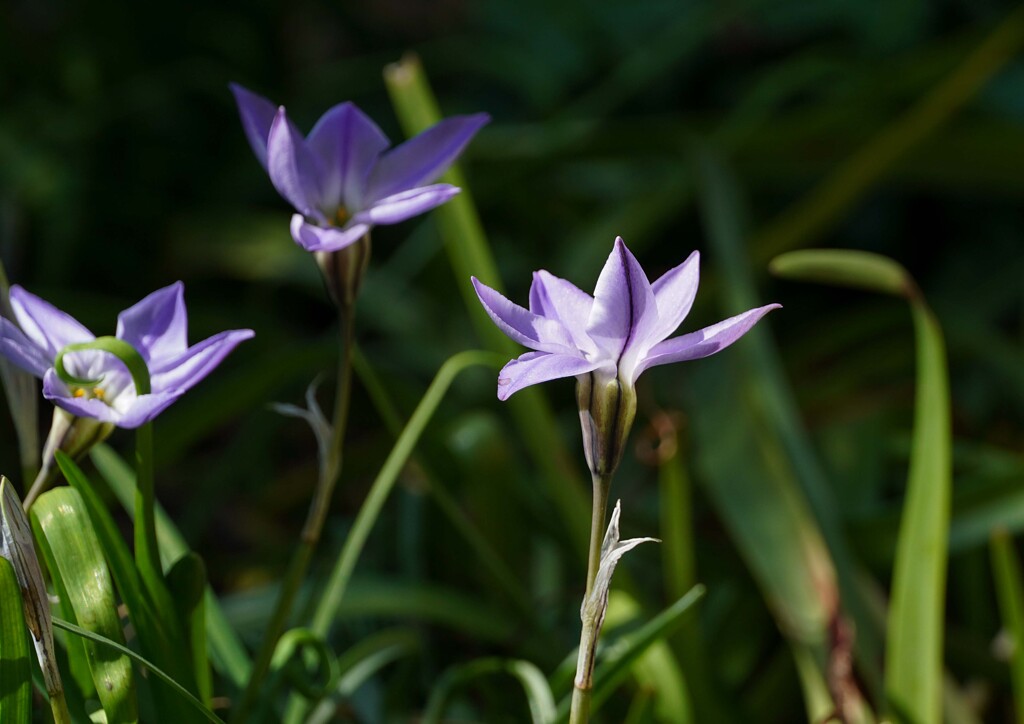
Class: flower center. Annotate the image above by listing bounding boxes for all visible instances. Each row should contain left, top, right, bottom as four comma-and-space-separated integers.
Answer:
333, 206, 349, 226
72, 387, 107, 402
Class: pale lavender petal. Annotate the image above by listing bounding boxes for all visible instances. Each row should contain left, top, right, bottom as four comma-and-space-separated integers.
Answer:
649, 250, 700, 342
471, 278, 576, 354
113, 392, 183, 429
290, 214, 370, 253
496, 351, 599, 401
365, 113, 489, 203
305, 102, 389, 210
528, 270, 595, 354
586, 238, 657, 365
636, 304, 782, 378
150, 329, 254, 394
42, 370, 120, 425
230, 83, 278, 170
116, 282, 187, 363
0, 318, 51, 377
352, 185, 459, 225
10, 286, 94, 358
267, 108, 325, 219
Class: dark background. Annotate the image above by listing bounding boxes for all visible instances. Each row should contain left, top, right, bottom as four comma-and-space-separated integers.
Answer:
2, 0, 1023, 720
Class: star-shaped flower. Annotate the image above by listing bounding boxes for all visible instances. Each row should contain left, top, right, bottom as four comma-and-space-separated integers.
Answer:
473, 236, 780, 400
231, 83, 489, 253
0, 283, 253, 428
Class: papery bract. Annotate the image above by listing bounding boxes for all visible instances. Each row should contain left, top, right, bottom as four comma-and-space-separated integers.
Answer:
231, 83, 489, 254
0, 283, 254, 429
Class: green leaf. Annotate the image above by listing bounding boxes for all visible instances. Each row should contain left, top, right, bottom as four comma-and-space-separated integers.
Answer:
769, 249, 910, 297
424, 657, 556, 724
88, 444, 252, 689
52, 617, 224, 724
694, 149, 884, 707
882, 300, 951, 724
55, 451, 198, 721
0, 556, 31, 724
554, 586, 705, 722
771, 248, 951, 723
166, 553, 212, 706
990, 529, 1024, 724
603, 591, 693, 724
31, 487, 138, 723
0, 477, 67, 717
383, 56, 590, 555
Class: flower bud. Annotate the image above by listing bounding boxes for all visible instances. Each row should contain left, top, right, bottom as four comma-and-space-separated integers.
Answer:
315, 233, 371, 311
576, 371, 637, 478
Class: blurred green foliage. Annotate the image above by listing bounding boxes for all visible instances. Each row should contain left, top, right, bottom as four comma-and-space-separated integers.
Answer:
2, 0, 1024, 721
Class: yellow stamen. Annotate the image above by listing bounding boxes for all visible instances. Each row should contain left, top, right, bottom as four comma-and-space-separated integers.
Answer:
93, 388, 105, 400
335, 207, 349, 225
73, 388, 85, 398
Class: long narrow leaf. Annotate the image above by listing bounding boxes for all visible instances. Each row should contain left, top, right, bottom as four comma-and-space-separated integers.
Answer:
53, 618, 223, 724
383, 55, 590, 553
31, 488, 138, 723
0, 556, 31, 724
88, 443, 252, 688
424, 657, 556, 724
0, 478, 68, 718
991, 529, 1024, 724
772, 249, 952, 723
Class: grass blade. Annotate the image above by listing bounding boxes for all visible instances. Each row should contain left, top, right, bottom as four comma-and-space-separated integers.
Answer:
991, 529, 1024, 724
772, 249, 952, 724
0, 478, 68, 720
53, 617, 223, 724
383, 55, 590, 553
0, 556, 31, 724
424, 657, 557, 724
88, 443, 253, 689
31, 488, 138, 723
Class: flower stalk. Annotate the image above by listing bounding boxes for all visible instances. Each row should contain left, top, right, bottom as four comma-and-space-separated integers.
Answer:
230, 262, 359, 724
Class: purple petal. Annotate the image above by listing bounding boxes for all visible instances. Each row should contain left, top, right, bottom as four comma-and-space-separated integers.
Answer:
649, 250, 700, 342
365, 113, 489, 203
150, 329, 254, 394
496, 351, 599, 401
471, 278, 576, 354
0, 318, 51, 377
352, 185, 459, 225
305, 102, 389, 210
585, 238, 657, 365
636, 304, 782, 377
290, 214, 370, 253
43, 368, 182, 428
42, 369, 120, 425
230, 83, 278, 170
9, 286, 94, 358
267, 107, 325, 219
528, 270, 595, 354
116, 282, 188, 363
113, 392, 183, 429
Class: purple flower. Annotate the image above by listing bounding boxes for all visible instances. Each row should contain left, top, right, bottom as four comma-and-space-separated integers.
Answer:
0, 283, 254, 428
475, 237, 780, 476
473, 237, 780, 400
231, 83, 489, 253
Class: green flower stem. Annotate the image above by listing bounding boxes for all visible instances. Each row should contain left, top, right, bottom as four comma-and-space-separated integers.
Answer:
230, 303, 356, 724
571, 471, 613, 724
585, 473, 612, 595
134, 421, 164, 596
